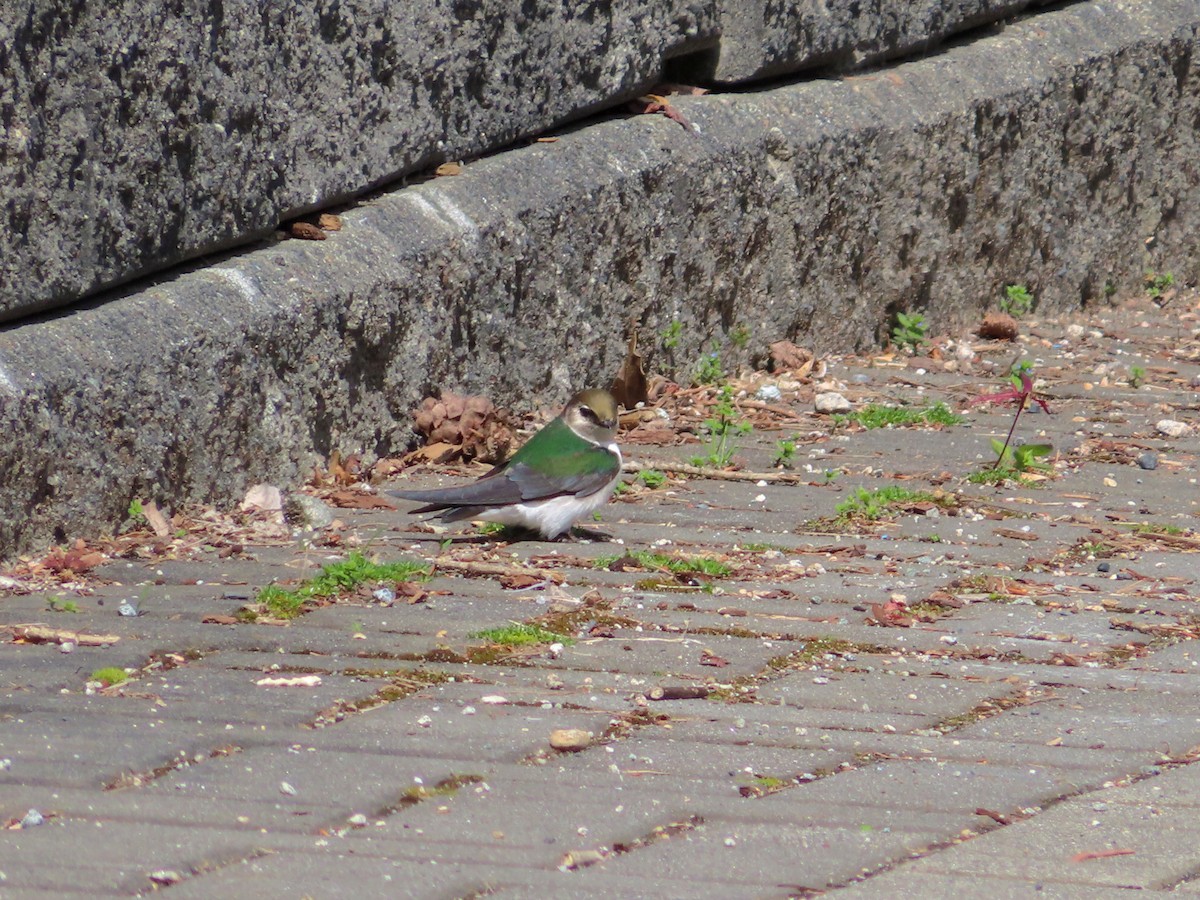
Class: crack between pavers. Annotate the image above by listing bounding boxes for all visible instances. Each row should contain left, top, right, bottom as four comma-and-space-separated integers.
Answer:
104, 742, 242, 791
824, 736, 1200, 894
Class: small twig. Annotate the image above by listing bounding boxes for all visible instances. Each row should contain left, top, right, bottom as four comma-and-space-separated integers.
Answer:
1071, 848, 1135, 863
9, 624, 121, 646
648, 685, 712, 701
431, 558, 564, 584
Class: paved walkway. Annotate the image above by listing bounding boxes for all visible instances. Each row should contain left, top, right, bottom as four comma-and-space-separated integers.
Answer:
3, 297, 1200, 898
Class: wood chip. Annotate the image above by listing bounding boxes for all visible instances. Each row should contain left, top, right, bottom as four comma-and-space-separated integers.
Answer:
549, 728, 592, 751
256, 675, 322, 687
9, 624, 119, 645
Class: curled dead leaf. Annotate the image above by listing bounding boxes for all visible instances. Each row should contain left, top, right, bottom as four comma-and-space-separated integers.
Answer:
610, 330, 648, 410
289, 221, 326, 241
41, 546, 105, 573
324, 491, 395, 510
768, 341, 816, 377
630, 94, 694, 130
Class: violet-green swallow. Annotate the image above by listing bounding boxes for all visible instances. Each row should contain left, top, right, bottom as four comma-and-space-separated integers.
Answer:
390, 389, 622, 539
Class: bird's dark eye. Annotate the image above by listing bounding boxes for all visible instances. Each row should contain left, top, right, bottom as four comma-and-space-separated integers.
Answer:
580, 407, 599, 423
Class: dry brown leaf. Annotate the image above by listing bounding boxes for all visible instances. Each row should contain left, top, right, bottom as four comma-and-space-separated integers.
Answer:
325, 491, 395, 510
328, 450, 360, 486
317, 213, 342, 231
500, 572, 549, 590
394, 581, 428, 604
201, 615, 241, 625
289, 221, 326, 241
769, 340, 815, 377
435, 161, 462, 176
629, 94, 693, 130
610, 330, 649, 410
400, 442, 461, 466
41, 546, 105, 573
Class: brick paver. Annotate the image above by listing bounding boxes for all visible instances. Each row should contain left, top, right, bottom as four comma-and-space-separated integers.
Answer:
3, 299, 1200, 896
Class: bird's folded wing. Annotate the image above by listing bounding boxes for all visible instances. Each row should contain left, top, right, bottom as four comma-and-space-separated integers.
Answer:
505, 445, 620, 501
390, 445, 618, 509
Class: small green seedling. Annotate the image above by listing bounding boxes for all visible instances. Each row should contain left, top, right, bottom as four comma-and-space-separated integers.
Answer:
46, 597, 80, 613
835, 402, 961, 430
891, 311, 928, 352
469, 624, 571, 646
660, 320, 682, 351
90, 667, 129, 687
693, 344, 725, 385
1145, 272, 1174, 300
833, 485, 944, 524
637, 469, 667, 489
1001, 284, 1034, 317
255, 552, 429, 620
773, 439, 797, 468
729, 324, 751, 349
594, 550, 733, 577
970, 360, 1053, 478
991, 439, 1053, 473
690, 386, 752, 468
1128, 365, 1146, 388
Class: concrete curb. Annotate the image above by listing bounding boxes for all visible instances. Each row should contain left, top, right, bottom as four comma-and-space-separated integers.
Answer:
0, 0, 1197, 556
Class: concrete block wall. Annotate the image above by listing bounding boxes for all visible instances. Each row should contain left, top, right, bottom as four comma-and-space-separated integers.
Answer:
3, 0, 1042, 320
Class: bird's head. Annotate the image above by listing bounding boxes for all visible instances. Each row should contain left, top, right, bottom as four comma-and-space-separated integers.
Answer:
563, 389, 619, 445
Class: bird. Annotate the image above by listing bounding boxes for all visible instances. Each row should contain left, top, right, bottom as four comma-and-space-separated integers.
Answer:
389, 389, 622, 539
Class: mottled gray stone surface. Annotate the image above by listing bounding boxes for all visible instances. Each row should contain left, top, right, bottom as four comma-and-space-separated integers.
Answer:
5, 0, 1039, 319
0, 0, 1197, 553
708, 0, 1043, 81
